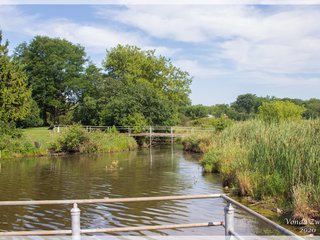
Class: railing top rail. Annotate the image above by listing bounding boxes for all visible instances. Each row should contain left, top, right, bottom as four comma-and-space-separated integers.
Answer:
0, 194, 303, 239
0, 194, 221, 206
53, 125, 215, 130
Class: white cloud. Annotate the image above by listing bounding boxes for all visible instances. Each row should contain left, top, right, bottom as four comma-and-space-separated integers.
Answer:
0, 6, 149, 53
98, 5, 320, 77
173, 59, 228, 80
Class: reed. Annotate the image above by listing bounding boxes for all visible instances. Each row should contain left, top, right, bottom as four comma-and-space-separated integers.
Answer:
187, 119, 320, 218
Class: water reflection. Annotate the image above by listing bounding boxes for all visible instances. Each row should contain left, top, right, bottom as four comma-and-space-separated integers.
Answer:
0, 145, 279, 236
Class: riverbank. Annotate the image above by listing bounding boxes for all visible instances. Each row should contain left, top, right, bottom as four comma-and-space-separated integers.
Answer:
183, 120, 320, 224
0, 125, 138, 159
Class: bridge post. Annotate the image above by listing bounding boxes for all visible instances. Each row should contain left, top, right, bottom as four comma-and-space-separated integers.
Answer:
149, 126, 152, 146
170, 127, 173, 144
71, 203, 81, 240
224, 202, 234, 236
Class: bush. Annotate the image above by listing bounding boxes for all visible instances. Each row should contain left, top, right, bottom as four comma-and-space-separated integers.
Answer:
258, 100, 305, 123
50, 124, 138, 154
50, 125, 89, 153
188, 116, 233, 131
182, 133, 215, 153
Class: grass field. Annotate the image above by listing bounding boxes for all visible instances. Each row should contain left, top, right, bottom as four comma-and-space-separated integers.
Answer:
22, 127, 54, 149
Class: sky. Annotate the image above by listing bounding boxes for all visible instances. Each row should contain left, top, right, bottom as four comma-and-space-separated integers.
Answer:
0, 3, 320, 105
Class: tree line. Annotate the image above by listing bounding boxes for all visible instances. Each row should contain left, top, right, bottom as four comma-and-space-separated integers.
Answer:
1, 31, 192, 127
1, 30, 320, 128
185, 93, 320, 122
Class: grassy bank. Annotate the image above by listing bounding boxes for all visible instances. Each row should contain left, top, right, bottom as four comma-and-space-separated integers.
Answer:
183, 120, 320, 220
0, 126, 138, 159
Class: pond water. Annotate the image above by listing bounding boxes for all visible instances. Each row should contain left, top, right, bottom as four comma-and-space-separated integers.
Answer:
0, 145, 278, 236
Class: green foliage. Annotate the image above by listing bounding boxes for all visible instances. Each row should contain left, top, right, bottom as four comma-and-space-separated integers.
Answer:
258, 100, 305, 122
50, 125, 137, 153
73, 96, 99, 125
100, 45, 191, 126
233, 93, 261, 114
120, 113, 148, 133
0, 31, 31, 122
182, 133, 215, 153
17, 99, 43, 127
106, 125, 118, 134
15, 36, 88, 125
185, 104, 208, 120
303, 98, 320, 119
0, 121, 36, 158
188, 116, 233, 131
51, 125, 89, 153
186, 119, 320, 217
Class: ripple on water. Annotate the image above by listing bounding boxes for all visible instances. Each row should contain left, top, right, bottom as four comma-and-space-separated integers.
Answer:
0, 147, 272, 236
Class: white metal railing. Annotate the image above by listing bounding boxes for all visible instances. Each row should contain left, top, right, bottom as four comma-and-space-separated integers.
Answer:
0, 194, 304, 239
52, 125, 215, 135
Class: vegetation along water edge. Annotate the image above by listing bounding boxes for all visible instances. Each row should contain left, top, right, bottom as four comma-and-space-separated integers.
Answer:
0, 124, 138, 159
182, 119, 320, 233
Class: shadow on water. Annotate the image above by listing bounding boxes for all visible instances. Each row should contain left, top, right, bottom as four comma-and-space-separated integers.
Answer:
0, 145, 282, 236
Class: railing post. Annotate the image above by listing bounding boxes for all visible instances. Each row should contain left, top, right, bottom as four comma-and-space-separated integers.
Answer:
149, 126, 152, 146
224, 202, 234, 236
71, 203, 81, 240
57, 126, 60, 133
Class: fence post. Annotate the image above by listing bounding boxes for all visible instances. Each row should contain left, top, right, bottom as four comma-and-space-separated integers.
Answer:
149, 126, 152, 146
57, 126, 60, 133
71, 203, 81, 240
224, 202, 234, 236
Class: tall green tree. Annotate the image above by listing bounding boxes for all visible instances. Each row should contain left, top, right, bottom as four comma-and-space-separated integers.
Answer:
0, 31, 31, 122
103, 45, 192, 108
15, 36, 88, 125
101, 45, 192, 125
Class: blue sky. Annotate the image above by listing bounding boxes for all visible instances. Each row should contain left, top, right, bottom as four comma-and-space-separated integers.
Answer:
1, 4, 320, 105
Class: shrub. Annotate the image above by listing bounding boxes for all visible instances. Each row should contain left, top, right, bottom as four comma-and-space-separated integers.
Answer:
182, 133, 215, 153
50, 124, 138, 154
51, 125, 89, 153
258, 100, 305, 123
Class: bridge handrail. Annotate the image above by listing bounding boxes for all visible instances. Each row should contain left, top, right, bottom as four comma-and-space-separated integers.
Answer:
0, 194, 303, 239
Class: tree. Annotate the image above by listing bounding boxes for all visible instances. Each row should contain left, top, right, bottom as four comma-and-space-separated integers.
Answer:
233, 93, 261, 115
101, 45, 192, 125
15, 36, 88, 125
303, 98, 320, 119
185, 104, 208, 120
258, 100, 306, 122
0, 31, 31, 122
99, 78, 179, 126
72, 64, 104, 125
17, 99, 43, 127
103, 45, 192, 108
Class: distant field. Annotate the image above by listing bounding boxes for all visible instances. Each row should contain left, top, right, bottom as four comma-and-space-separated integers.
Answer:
22, 127, 54, 148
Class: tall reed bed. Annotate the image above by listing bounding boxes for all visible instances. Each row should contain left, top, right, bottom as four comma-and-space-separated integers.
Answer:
185, 120, 320, 219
